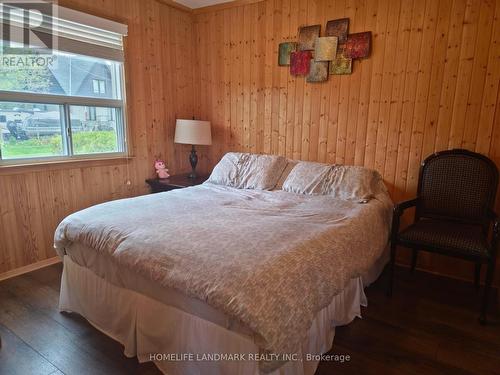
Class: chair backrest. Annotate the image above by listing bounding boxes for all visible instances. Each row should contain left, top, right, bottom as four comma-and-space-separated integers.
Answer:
416, 149, 498, 224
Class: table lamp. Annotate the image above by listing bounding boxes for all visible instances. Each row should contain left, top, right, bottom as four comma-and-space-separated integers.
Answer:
174, 119, 212, 179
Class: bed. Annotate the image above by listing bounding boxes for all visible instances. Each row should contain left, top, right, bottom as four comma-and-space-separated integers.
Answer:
54, 153, 393, 375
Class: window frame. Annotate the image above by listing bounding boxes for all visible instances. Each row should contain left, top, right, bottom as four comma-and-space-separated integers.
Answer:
0, 68, 128, 166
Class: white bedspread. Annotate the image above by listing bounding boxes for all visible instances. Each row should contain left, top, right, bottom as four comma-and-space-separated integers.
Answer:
54, 183, 392, 372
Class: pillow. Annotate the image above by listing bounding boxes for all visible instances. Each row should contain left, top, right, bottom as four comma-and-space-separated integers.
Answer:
324, 165, 386, 201
282, 161, 333, 194
207, 152, 288, 190
206, 152, 240, 186
282, 161, 386, 200
274, 159, 299, 190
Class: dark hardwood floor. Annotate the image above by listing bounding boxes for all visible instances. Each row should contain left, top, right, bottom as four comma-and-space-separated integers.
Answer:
0, 263, 498, 375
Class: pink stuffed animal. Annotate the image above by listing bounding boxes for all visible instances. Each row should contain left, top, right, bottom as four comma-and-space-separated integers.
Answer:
154, 160, 170, 179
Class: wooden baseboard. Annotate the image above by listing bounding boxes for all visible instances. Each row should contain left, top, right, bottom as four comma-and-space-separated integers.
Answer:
0, 257, 62, 282
396, 261, 500, 288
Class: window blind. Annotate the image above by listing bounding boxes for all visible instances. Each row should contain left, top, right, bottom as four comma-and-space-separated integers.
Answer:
0, 3, 128, 61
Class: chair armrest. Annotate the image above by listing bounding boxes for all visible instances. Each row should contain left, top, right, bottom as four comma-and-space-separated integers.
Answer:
488, 210, 500, 248
391, 198, 418, 243
393, 198, 419, 217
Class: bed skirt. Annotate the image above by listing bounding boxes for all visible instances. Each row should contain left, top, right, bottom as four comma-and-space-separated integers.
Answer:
59, 252, 387, 375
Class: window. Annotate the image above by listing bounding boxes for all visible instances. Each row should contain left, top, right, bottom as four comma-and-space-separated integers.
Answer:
0, 3, 128, 164
88, 106, 97, 121
70, 105, 122, 155
0, 102, 64, 158
92, 79, 106, 94
99, 80, 106, 94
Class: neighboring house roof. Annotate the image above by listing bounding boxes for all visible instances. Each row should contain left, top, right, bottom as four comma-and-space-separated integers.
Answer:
48, 55, 113, 98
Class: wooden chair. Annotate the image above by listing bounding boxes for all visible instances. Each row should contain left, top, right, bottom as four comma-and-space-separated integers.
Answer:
388, 149, 499, 323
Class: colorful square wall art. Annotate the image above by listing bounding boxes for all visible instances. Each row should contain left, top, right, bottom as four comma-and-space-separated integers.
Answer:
329, 44, 352, 75
278, 42, 297, 66
325, 18, 349, 44
290, 50, 312, 76
298, 24, 321, 51
345, 31, 372, 59
314, 36, 338, 61
306, 60, 329, 83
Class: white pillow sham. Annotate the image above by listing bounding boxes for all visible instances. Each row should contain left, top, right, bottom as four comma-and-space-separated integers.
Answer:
207, 152, 288, 190
281, 161, 332, 194
325, 165, 386, 200
282, 161, 385, 200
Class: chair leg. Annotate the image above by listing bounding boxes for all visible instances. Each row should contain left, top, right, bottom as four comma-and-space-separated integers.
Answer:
411, 249, 418, 273
479, 260, 495, 325
474, 263, 481, 291
387, 242, 397, 297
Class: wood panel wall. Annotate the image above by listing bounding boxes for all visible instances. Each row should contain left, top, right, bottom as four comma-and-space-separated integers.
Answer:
192, 0, 500, 285
2, 0, 500, 288
0, 0, 196, 275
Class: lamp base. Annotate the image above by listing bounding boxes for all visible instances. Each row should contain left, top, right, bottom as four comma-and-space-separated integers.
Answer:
188, 145, 198, 179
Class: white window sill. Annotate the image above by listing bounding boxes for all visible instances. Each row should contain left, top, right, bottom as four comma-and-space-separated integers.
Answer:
0, 154, 134, 175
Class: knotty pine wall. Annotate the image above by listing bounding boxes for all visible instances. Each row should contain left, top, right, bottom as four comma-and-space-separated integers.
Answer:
192, 0, 500, 285
0, 0, 196, 276
2, 0, 500, 287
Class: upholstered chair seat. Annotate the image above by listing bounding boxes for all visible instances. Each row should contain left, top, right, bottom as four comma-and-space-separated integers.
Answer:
399, 219, 490, 258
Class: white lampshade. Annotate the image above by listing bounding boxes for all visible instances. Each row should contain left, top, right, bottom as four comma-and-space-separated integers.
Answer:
174, 119, 212, 146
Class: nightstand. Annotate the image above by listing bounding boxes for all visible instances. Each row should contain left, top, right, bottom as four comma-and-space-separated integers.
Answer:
145, 173, 208, 193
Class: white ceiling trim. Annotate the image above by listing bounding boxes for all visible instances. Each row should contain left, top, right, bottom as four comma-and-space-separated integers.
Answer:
173, 0, 234, 9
